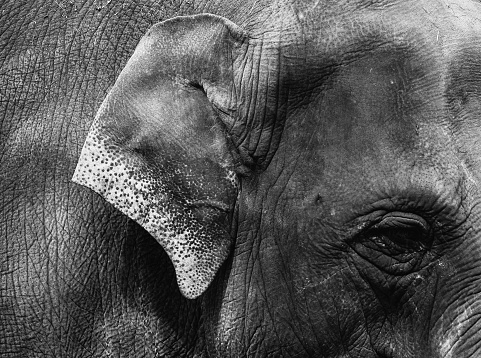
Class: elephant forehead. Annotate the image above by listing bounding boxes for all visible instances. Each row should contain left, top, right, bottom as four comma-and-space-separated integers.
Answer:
264, 0, 481, 78
274, 55, 470, 220
274, 3, 481, 190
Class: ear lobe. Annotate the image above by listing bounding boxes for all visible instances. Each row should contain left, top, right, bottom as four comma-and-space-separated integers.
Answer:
72, 14, 247, 299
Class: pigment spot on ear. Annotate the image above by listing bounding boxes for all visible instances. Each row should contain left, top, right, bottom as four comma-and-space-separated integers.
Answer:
73, 121, 235, 299
225, 169, 239, 188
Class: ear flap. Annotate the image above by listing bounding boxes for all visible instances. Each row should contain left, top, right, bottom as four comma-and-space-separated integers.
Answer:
72, 14, 247, 299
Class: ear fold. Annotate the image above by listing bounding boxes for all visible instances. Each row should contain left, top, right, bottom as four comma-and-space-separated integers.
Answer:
72, 14, 248, 299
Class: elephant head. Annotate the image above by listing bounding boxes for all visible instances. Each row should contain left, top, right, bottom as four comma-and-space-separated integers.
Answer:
73, 3, 481, 357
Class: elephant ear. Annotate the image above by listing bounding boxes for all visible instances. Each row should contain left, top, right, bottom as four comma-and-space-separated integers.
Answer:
72, 14, 248, 299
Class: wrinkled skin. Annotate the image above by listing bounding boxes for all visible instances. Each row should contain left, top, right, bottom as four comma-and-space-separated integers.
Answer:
3, 0, 481, 357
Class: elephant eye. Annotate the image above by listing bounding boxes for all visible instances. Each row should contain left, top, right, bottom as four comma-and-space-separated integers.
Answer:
351, 212, 432, 275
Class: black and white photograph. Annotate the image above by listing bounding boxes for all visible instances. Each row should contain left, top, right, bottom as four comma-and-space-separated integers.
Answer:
1, 0, 481, 356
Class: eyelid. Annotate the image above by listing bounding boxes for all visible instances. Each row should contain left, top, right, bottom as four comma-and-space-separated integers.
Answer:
375, 212, 429, 231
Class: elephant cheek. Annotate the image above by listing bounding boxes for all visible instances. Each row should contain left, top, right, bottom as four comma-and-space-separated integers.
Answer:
435, 300, 481, 357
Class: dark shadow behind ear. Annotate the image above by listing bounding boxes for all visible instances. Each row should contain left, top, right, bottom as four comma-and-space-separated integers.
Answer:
73, 14, 248, 299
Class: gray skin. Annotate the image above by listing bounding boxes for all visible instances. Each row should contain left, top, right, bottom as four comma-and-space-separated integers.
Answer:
3, 0, 481, 357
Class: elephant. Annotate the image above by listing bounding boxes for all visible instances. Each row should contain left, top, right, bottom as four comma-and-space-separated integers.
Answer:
3, 0, 481, 356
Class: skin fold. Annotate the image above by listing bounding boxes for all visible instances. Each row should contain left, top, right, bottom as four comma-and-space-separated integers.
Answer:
2, 0, 481, 357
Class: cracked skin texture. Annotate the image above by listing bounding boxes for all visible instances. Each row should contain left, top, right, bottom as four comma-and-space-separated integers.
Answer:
3, 0, 481, 357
